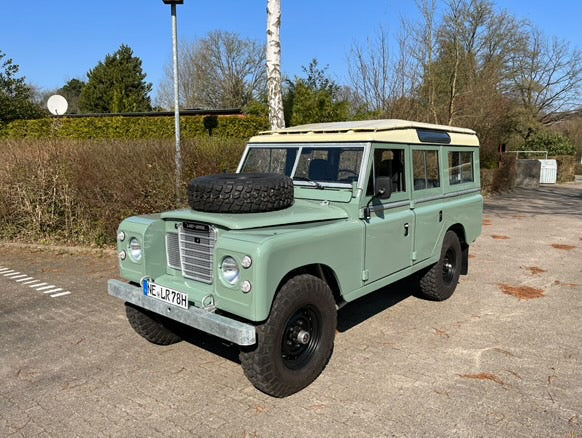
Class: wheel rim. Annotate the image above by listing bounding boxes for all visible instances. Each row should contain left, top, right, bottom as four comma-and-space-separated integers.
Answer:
442, 248, 457, 284
281, 305, 321, 370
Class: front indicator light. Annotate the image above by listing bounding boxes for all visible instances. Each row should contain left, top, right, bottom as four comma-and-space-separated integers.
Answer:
119, 250, 127, 261
241, 281, 252, 294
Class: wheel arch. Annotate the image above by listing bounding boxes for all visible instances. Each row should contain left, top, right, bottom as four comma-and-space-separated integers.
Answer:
447, 223, 469, 275
274, 264, 343, 309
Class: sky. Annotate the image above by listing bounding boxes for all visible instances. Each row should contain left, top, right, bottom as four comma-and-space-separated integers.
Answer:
1, 0, 581, 103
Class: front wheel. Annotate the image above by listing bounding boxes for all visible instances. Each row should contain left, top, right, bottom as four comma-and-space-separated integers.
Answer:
240, 274, 337, 397
125, 303, 182, 345
417, 230, 462, 301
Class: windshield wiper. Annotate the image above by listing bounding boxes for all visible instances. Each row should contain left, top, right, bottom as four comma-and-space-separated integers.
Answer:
292, 176, 325, 189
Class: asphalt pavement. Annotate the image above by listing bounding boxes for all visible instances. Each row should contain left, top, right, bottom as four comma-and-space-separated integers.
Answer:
1, 182, 581, 437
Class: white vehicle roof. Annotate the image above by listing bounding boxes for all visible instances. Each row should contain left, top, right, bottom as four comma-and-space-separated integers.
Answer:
250, 119, 479, 147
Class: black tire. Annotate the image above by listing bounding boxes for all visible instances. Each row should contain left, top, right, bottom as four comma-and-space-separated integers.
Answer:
417, 230, 462, 301
188, 173, 294, 214
240, 274, 336, 397
125, 303, 182, 345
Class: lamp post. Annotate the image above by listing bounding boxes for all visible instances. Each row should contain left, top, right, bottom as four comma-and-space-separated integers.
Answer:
163, 0, 184, 205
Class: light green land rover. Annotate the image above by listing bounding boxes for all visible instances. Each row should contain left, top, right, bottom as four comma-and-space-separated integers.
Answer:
108, 119, 482, 397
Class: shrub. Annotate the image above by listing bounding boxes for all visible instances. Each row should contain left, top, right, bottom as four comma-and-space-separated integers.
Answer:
0, 114, 269, 140
523, 130, 576, 156
0, 138, 246, 245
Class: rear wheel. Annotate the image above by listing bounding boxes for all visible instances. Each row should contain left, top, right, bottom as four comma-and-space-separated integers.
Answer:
125, 303, 182, 345
240, 274, 336, 397
417, 230, 462, 301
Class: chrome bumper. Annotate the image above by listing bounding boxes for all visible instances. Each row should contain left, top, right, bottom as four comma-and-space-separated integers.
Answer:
107, 279, 256, 346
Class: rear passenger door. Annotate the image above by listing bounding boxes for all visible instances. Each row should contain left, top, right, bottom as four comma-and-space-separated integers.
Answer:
411, 147, 444, 263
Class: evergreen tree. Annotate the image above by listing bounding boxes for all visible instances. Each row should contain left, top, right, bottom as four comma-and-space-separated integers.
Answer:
284, 59, 349, 126
79, 44, 152, 113
57, 78, 85, 114
0, 50, 43, 123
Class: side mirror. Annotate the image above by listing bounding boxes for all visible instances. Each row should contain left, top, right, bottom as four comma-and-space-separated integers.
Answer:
375, 177, 392, 199
364, 177, 393, 220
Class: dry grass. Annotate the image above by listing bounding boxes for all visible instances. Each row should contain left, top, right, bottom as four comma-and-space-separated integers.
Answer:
0, 138, 246, 245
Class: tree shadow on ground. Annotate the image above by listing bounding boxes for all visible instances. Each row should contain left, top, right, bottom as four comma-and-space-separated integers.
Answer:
485, 186, 582, 217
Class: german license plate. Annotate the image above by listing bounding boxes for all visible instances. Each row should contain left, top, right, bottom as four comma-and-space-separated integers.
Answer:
143, 280, 189, 309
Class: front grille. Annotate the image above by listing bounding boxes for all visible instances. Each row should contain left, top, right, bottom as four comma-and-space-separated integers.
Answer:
166, 223, 216, 284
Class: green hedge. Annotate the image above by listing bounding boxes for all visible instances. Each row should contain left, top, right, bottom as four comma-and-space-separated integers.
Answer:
1, 114, 269, 140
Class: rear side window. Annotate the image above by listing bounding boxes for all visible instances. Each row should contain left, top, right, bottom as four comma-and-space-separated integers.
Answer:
412, 150, 440, 190
448, 151, 474, 185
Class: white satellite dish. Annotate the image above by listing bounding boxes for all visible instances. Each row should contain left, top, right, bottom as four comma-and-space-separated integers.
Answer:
47, 94, 68, 115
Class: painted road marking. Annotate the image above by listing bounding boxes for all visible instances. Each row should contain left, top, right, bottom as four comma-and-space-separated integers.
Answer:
1, 265, 73, 299
50, 292, 71, 298
29, 282, 48, 289
23, 279, 41, 285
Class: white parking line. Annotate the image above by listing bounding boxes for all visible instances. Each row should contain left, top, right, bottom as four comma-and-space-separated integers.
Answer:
50, 291, 71, 298
23, 279, 41, 285
30, 282, 48, 289
2, 266, 73, 299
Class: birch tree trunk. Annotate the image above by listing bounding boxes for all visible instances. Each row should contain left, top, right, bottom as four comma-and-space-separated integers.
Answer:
266, 0, 285, 130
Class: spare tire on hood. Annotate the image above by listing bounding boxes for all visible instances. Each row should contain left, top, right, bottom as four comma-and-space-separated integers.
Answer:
187, 173, 294, 214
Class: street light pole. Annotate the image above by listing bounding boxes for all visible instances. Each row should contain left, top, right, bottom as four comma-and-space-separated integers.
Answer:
163, 0, 184, 205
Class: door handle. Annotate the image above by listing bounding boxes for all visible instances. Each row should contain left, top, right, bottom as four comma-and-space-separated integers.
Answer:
404, 223, 409, 237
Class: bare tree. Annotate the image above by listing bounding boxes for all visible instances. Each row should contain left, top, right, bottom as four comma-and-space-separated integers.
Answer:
509, 26, 582, 128
348, 27, 392, 114
266, 0, 285, 129
156, 31, 266, 110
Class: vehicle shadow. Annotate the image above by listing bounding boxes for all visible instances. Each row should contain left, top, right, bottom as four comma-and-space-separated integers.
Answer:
337, 277, 415, 332
174, 277, 418, 364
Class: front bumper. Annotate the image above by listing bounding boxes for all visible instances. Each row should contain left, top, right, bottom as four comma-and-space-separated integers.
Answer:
107, 279, 256, 346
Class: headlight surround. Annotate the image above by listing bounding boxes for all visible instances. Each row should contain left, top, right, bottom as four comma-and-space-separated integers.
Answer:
128, 237, 143, 262
221, 256, 240, 285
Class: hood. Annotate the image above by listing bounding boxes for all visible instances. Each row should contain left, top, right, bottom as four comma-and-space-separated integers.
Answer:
160, 199, 348, 230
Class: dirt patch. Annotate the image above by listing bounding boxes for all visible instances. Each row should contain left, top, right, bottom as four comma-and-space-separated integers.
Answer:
491, 235, 510, 240
482, 219, 492, 226
459, 373, 504, 385
468, 254, 476, 259
433, 328, 449, 338
553, 280, 577, 288
551, 244, 576, 251
499, 284, 544, 300
526, 266, 546, 275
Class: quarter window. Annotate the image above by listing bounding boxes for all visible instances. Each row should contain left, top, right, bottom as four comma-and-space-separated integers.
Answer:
412, 150, 440, 190
448, 151, 474, 185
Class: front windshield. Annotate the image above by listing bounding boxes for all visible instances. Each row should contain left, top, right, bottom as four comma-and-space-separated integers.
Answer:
240, 145, 365, 187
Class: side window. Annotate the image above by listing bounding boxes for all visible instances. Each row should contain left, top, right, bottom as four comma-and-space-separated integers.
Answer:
366, 148, 406, 196
412, 150, 440, 190
448, 151, 474, 185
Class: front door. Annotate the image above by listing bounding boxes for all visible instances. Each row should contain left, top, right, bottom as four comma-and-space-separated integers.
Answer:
364, 146, 414, 283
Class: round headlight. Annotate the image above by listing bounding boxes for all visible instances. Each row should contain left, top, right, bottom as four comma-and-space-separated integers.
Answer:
129, 237, 142, 262
221, 256, 240, 285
